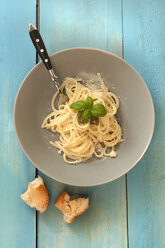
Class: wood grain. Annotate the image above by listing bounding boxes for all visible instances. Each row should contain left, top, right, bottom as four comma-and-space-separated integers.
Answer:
1, 0, 165, 247
38, 0, 127, 247
0, 1, 36, 247
123, 0, 165, 247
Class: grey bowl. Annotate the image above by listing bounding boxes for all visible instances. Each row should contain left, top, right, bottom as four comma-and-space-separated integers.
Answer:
14, 48, 155, 187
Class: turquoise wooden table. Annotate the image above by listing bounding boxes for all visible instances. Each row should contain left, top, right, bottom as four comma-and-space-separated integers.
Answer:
0, 0, 165, 247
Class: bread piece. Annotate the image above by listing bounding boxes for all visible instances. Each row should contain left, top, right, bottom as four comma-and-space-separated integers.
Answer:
21, 176, 49, 213
55, 191, 89, 223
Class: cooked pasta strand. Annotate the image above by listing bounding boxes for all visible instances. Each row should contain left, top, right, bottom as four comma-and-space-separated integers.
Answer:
42, 73, 123, 164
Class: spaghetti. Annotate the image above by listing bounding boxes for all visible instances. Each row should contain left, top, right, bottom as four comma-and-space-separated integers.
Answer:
42, 73, 123, 164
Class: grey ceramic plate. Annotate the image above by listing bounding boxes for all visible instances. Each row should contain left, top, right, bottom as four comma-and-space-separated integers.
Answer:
14, 48, 155, 187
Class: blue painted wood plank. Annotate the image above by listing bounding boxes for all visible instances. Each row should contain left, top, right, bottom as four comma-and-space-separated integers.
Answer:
0, 1, 36, 247
123, 0, 165, 247
38, 1, 127, 248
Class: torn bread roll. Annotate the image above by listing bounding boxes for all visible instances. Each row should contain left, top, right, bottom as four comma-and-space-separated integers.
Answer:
55, 191, 89, 223
21, 176, 49, 213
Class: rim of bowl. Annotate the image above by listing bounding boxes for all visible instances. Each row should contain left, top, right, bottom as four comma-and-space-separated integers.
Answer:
13, 47, 155, 187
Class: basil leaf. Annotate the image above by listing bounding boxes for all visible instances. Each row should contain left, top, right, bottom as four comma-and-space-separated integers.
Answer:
82, 109, 91, 122
85, 96, 93, 109
70, 101, 86, 111
91, 104, 107, 117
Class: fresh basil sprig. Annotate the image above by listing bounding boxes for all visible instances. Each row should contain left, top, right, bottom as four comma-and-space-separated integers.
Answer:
70, 96, 107, 123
